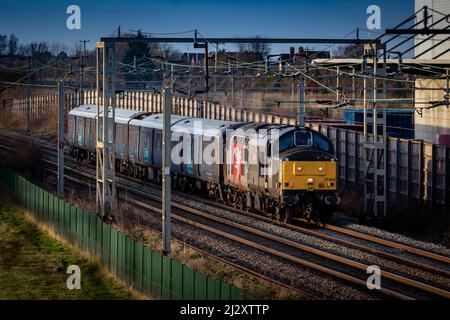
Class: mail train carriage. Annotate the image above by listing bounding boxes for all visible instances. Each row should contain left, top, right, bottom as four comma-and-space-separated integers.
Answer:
68, 105, 340, 223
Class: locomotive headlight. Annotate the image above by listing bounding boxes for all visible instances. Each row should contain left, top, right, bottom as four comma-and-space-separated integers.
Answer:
307, 178, 314, 185
318, 167, 324, 172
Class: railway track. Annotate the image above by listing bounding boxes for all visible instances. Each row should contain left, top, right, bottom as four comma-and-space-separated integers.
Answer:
185, 192, 450, 278
1, 132, 450, 299
51, 170, 316, 299
0, 136, 316, 299
3, 133, 448, 270
44, 161, 450, 299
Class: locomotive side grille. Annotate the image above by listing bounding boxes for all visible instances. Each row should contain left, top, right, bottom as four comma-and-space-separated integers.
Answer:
281, 161, 337, 191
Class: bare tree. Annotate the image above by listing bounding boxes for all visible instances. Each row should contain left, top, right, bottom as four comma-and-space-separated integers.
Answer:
68, 41, 82, 57
30, 42, 49, 56
49, 42, 69, 56
234, 35, 271, 61
0, 34, 7, 55
235, 39, 247, 53
249, 36, 271, 56
8, 34, 18, 57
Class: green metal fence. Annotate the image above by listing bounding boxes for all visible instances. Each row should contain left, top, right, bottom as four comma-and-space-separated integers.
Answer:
0, 165, 244, 300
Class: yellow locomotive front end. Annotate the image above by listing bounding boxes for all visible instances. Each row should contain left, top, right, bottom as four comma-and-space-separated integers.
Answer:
276, 127, 341, 223
279, 158, 340, 222
281, 160, 337, 192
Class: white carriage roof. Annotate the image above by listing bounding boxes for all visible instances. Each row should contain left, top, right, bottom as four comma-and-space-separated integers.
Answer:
69, 105, 149, 124
130, 113, 190, 129
131, 113, 240, 135
249, 124, 294, 139
68, 105, 98, 118
171, 117, 239, 136
112, 108, 148, 124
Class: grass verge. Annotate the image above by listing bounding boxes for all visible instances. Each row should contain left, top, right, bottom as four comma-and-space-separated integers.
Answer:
0, 199, 134, 300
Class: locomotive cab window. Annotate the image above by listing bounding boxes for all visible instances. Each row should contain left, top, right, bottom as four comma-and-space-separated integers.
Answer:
294, 131, 312, 147
312, 132, 333, 154
279, 134, 294, 152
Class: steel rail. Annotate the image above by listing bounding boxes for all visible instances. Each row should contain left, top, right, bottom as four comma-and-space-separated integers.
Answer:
47, 166, 413, 301
44, 160, 450, 300
44, 168, 318, 300
324, 224, 450, 265
34, 135, 449, 270
125, 183, 450, 299
1, 134, 449, 273
1, 135, 449, 299
184, 193, 450, 278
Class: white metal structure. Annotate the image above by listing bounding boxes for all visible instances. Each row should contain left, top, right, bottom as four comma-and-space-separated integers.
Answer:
363, 43, 388, 219
96, 41, 117, 221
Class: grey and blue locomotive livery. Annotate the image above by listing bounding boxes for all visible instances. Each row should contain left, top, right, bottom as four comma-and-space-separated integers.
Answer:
68, 105, 340, 223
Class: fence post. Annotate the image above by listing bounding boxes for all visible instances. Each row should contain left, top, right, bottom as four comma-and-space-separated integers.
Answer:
386, 137, 391, 209
344, 129, 349, 185
130, 91, 134, 110
407, 140, 412, 202
445, 146, 449, 208
152, 93, 156, 112
335, 128, 341, 183
418, 140, 424, 206
138, 92, 142, 111
430, 144, 436, 208
27, 96, 30, 132
396, 138, 401, 201
355, 132, 360, 184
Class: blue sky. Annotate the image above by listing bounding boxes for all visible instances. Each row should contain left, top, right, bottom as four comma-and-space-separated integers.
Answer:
0, 0, 415, 54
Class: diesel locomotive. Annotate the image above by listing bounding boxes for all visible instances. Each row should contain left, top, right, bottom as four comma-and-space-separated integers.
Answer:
68, 105, 340, 223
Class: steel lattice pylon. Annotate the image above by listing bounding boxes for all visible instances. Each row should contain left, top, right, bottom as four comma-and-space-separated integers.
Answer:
96, 41, 116, 221
363, 43, 388, 219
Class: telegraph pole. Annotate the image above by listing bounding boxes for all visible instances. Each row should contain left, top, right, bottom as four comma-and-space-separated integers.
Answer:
214, 43, 218, 93
162, 61, 172, 255
297, 77, 305, 127
57, 81, 65, 197
231, 68, 235, 107
336, 66, 341, 101
188, 64, 192, 98
79, 39, 90, 105
297, 52, 307, 127
352, 67, 356, 100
